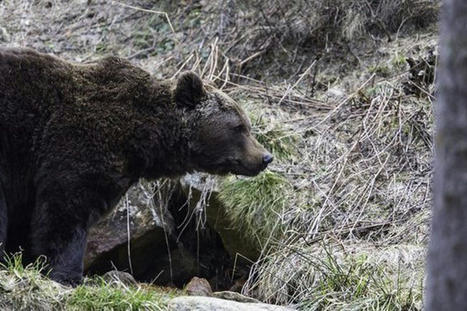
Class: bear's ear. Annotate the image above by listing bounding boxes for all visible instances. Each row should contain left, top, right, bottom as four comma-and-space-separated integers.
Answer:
174, 71, 206, 109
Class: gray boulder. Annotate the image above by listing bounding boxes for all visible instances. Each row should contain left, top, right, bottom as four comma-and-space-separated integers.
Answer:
168, 296, 295, 311
83, 175, 258, 291
84, 180, 199, 284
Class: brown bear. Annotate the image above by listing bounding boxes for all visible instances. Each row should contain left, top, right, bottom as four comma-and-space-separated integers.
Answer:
0, 47, 273, 285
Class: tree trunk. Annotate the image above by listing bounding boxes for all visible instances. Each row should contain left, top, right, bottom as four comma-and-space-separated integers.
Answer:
426, 1, 467, 309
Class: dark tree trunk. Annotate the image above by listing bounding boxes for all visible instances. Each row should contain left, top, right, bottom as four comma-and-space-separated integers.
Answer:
426, 1, 467, 309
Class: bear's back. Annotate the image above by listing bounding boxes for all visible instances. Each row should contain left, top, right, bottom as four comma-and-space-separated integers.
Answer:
0, 48, 75, 125
0, 48, 154, 139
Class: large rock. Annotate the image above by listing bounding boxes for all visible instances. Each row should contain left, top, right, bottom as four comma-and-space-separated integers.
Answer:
85, 180, 173, 268
168, 296, 295, 311
84, 180, 199, 284
84, 175, 258, 291
84, 178, 238, 289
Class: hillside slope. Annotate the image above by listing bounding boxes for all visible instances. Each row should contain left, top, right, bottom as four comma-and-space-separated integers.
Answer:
0, 0, 437, 309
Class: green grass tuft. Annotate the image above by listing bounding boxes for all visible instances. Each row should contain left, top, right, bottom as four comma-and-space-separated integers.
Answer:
219, 171, 291, 247
0, 253, 173, 310
68, 278, 171, 311
0, 253, 68, 310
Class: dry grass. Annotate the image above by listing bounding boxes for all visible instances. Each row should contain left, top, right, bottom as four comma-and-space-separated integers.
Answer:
207, 0, 439, 79
184, 32, 434, 308
250, 242, 425, 310
233, 42, 434, 308
0, 0, 439, 79
0, 0, 438, 309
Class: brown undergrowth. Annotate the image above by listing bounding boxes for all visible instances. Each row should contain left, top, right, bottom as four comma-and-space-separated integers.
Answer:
0, 0, 438, 309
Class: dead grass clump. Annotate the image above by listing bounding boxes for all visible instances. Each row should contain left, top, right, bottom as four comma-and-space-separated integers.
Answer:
236, 55, 433, 305
211, 0, 439, 78
242, 105, 299, 161
0, 254, 69, 310
245, 242, 424, 310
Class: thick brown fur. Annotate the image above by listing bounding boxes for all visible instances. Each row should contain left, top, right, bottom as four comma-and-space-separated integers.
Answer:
0, 47, 272, 285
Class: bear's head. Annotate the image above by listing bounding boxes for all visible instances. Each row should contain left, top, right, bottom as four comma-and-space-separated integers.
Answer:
174, 71, 273, 177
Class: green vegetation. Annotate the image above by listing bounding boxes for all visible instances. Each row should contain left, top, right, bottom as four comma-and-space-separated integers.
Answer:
391, 53, 408, 70
219, 171, 291, 246
0, 253, 66, 310
0, 254, 173, 311
69, 279, 171, 311
1, 0, 438, 309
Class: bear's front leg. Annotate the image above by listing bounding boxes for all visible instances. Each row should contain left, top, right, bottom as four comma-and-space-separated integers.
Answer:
35, 222, 87, 286
30, 187, 103, 286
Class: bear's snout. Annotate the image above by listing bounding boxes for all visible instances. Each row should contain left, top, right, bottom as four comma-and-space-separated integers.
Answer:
234, 137, 273, 176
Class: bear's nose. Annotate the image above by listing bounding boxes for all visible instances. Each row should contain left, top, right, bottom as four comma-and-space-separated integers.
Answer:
262, 153, 274, 165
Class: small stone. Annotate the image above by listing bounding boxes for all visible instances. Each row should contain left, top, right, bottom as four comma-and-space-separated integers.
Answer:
185, 276, 213, 296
